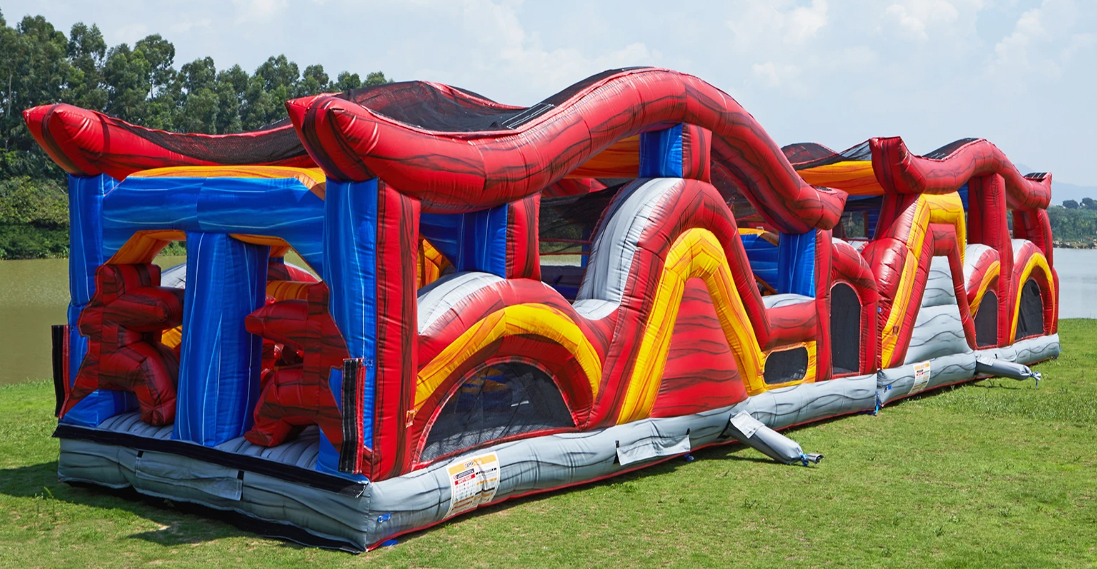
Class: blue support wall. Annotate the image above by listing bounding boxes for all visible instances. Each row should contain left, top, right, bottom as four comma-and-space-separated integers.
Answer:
639, 124, 684, 178
777, 231, 817, 297
172, 232, 268, 446
321, 179, 379, 476
102, 175, 325, 273
420, 205, 508, 277
62, 174, 136, 426
741, 233, 780, 290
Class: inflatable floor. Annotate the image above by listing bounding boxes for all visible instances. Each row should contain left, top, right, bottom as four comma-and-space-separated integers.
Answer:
27, 67, 1059, 551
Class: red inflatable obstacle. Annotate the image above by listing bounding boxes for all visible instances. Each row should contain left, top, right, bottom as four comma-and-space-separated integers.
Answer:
28, 66, 1059, 552
62, 264, 183, 425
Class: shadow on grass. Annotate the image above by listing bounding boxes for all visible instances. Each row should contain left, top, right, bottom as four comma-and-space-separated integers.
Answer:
0, 460, 307, 550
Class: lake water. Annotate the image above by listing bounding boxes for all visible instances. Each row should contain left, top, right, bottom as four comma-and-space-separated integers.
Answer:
1, 249, 1095, 386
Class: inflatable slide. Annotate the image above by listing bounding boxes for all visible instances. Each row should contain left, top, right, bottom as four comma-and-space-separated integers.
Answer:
25, 67, 1058, 551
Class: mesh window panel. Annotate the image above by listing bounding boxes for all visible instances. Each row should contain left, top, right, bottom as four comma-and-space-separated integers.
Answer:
540, 189, 619, 254
540, 188, 620, 298
975, 291, 999, 347
830, 283, 861, 375
421, 362, 574, 462
763, 347, 809, 385
1016, 280, 1044, 340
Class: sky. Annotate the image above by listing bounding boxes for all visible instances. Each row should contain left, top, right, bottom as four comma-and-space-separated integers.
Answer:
4, 0, 1095, 187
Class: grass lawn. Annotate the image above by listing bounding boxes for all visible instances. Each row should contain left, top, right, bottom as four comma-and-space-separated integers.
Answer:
1, 321, 1095, 568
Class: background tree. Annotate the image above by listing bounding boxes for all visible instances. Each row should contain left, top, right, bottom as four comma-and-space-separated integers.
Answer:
0, 8, 392, 258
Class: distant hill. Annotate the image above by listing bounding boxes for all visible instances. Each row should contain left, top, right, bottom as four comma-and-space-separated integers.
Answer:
1016, 164, 1097, 206
1050, 181, 1097, 206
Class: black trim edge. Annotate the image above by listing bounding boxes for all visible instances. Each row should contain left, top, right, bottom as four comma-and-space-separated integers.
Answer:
339, 358, 362, 473
51, 325, 68, 417
54, 425, 369, 496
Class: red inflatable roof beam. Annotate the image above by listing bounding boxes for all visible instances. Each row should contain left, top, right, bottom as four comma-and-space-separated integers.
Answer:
22, 104, 314, 179
286, 67, 846, 232
870, 137, 1052, 211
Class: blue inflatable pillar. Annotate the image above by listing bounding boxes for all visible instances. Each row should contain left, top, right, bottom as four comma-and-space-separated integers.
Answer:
320, 179, 379, 476
62, 174, 136, 426
173, 233, 268, 446
777, 231, 817, 297
420, 205, 508, 277
639, 124, 685, 178
322, 179, 420, 480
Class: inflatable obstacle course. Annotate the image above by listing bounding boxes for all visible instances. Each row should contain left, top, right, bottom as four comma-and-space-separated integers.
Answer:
27, 67, 1058, 551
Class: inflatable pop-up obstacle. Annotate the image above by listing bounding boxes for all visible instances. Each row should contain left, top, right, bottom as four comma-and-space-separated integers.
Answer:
27, 67, 1058, 551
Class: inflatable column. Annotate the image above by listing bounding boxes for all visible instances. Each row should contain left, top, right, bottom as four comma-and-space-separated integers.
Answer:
1012, 208, 1059, 335
172, 233, 268, 446
812, 230, 833, 381
638, 123, 711, 181
61, 174, 136, 426
776, 232, 816, 297
504, 193, 541, 279
324, 179, 420, 480
967, 174, 1013, 346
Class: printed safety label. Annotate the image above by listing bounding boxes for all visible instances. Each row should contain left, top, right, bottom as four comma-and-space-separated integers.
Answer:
444, 452, 501, 519
909, 361, 932, 395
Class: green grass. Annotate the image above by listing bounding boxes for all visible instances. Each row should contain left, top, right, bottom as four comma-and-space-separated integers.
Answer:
2, 323, 1096, 568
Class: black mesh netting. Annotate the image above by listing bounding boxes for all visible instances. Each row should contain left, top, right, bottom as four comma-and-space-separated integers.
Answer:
782, 140, 873, 170
782, 138, 980, 171
975, 291, 999, 347
115, 68, 653, 166
763, 347, 809, 385
117, 118, 309, 166
341, 67, 647, 133
420, 362, 574, 462
539, 187, 621, 253
538, 185, 622, 299
923, 138, 979, 160
1016, 280, 1045, 340
830, 283, 861, 375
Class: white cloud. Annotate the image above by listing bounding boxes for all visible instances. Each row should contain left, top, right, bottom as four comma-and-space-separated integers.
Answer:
751, 61, 800, 88
883, 0, 957, 40
787, 0, 829, 42
2, 0, 1094, 184
230, 0, 289, 22
727, 0, 829, 48
988, 0, 1093, 81
169, 17, 212, 35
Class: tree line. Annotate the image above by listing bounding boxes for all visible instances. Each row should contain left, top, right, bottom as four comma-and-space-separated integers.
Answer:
0, 9, 389, 258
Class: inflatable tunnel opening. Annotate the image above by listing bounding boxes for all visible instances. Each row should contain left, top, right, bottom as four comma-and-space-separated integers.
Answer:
830, 282, 861, 375
763, 346, 809, 385
421, 361, 575, 463
975, 290, 999, 347
1017, 279, 1044, 340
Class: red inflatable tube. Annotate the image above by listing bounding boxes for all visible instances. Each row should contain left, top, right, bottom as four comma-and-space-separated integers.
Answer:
22, 104, 314, 179
870, 137, 1051, 211
286, 68, 846, 233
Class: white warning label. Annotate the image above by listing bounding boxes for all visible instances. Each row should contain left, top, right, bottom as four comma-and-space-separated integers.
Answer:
909, 361, 932, 395
444, 452, 501, 519
730, 411, 765, 439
